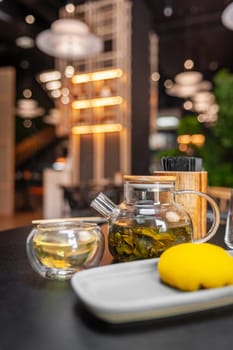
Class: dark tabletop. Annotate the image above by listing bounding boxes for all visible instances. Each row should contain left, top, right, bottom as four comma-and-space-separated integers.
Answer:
0, 224, 233, 350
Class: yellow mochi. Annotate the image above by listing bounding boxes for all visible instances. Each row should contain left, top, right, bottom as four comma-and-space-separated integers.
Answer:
157, 243, 233, 291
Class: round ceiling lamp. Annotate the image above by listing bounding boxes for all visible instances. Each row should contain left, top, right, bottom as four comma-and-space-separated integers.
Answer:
192, 91, 218, 113
192, 91, 215, 104
222, 3, 233, 30
175, 71, 203, 85
166, 75, 212, 99
166, 83, 200, 98
36, 18, 103, 60
16, 99, 44, 118
16, 35, 35, 49
37, 70, 62, 83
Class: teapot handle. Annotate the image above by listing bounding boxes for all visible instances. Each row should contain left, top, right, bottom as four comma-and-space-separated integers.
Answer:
175, 190, 220, 243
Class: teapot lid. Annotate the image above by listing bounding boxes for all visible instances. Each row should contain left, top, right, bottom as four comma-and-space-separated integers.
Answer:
124, 175, 176, 183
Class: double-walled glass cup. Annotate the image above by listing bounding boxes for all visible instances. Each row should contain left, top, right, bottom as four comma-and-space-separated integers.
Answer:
26, 221, 105, 280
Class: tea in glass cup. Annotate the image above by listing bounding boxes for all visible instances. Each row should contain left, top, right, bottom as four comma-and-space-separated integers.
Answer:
26, 221, 105, 280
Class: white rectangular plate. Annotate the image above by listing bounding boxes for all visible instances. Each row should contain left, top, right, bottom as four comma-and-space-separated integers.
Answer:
71, 254, 233, 324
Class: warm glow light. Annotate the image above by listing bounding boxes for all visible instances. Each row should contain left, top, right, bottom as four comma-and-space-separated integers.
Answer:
61, 96, 70, 104
92, 96, 122, 107
36, 18, 103, 60
45, 80, 62, 90
167, 84, 199, 98
151, 72, 160, 82
184, 59, 194, 70
16, 35, 34, 48
65, 3, 75, 13
192, 92, 216, 113
25, 15, 35, 24
65, 65, 75, 78
72, 69, 123, 84
16, 99, 44, 118
222, 3, 233, 30
73, 100, 91, 109
164, 79, 173, 89
23, 119, 32, 128
61, 87, 69, 96
23, 89, 32, 98
193, 101, 210, 112
177, 134, 205, 147
72, 96, 122, 109
72, 123, 122, 134
183, 100, 193, 110
175, 71, 203, 85
92, 69, 123, 81
191, 134, 205, 146
197, 113, 218, 123
193, 91, 215, 103
38, 70, 61, 83
166, 79, 212, 99
209, 104, 219, 113
72, 74, 90, 84
179, 144, 188, 152
177, 134, 191, 144
50, 89, 61, 98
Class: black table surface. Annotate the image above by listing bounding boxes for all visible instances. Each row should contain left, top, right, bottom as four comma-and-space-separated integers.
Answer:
1, 224, 233, 350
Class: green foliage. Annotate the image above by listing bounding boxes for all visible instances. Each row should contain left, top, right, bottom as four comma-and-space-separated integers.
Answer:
201, 69, 233, 186
155, 115, 204, 162
200, 132, 233, 186
212, 69, 233, 148
154, 147, 181, 159
177, 114, 202, 135
155, 70, 233, 186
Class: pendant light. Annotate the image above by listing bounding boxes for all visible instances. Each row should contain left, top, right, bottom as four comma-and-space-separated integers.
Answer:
36, 18, 103, 60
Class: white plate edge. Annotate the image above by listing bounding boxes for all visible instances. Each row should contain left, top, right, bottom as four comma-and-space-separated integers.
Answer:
71, 253, 233, 323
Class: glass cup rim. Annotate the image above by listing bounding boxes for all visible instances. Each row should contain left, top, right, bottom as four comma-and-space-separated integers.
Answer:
36, 221, 99, 230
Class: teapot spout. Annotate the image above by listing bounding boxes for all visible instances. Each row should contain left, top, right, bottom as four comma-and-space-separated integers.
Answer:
91, 192, 119, 219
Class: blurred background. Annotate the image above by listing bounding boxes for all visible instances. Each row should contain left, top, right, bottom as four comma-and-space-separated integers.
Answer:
0, 0, 233, 223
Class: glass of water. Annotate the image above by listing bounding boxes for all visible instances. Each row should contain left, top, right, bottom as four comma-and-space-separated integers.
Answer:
224, 189, 233, 249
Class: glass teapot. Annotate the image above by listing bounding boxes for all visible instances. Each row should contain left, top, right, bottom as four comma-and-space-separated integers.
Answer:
91, 175, 220, 262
